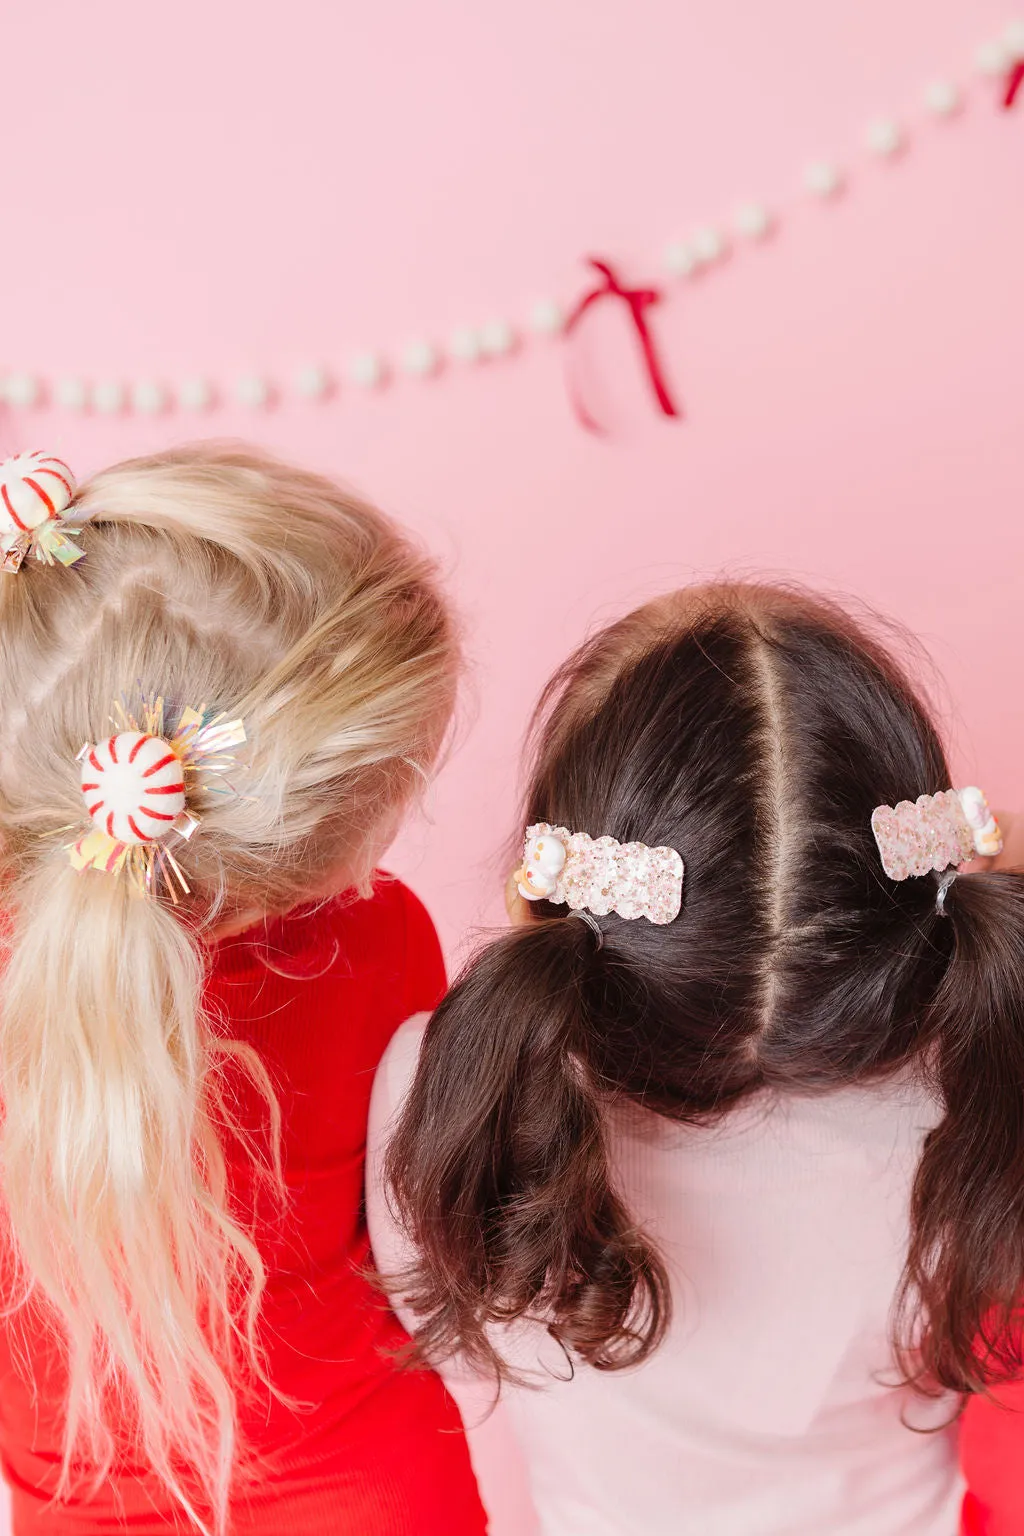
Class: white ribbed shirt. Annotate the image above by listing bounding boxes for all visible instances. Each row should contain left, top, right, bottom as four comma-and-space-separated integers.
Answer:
367, 1016, 964, 1536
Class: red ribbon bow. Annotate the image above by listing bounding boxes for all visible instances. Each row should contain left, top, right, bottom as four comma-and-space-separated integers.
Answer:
1006, 59, 1023, 107
565, 257, 681, 433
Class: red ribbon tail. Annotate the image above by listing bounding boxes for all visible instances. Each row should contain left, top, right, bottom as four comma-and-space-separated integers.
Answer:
565, 257, 681, 432
566, 381, 608, 436
635, 295, 681, 420
1005, 59, 1024, 108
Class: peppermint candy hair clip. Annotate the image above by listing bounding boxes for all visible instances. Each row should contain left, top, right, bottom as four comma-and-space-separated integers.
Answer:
870, 786, 1003, 883
68, 694, 247, 901
515, 824, 684, 925
0, 452, 90, 572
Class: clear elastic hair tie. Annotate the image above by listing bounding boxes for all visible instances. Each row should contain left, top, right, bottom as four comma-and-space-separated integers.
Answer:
934, 869, 957, 917
575, 909, 605, 948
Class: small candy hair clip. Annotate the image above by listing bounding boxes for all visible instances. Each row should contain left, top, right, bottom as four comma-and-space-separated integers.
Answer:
515, 823, 684, 925
0, 452, 91, 572
68, 694, 247, 901
871, 786, 1003, 882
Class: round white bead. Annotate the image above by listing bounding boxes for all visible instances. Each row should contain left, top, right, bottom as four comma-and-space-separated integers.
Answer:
131, 379, 165, 414
349, 351, 385, 388
733, 203, 772, 239
529, 298, 565, 335
924, 79, 961, 116
449, 326, 482, 362
479, 319, 515, 357
295, 364, 330, 398
401, 340, 438, 377
693, 226, 726, 263
664, 240, 699, 277
92, 380, 125, 414
3, 374, 41, 408
177, 377, 213, 411
865, 118, 903, 157
804, 160, 843, 198
81, 731, 186, 845
54, 377, 88, 411
1005, 19, 1024, 58
235, 375, 270, 408
975, 39, 1011, 75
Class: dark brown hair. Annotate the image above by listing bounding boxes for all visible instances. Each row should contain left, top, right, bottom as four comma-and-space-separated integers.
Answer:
387, 583, 1024, 1395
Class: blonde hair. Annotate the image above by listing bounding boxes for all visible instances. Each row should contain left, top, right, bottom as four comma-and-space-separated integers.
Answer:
0, 444, 457, 1529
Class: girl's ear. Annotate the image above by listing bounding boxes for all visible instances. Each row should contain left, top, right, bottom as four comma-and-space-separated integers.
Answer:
990, 810, 1024, 871
504, 870, 531, 925
208, 907, 268, 941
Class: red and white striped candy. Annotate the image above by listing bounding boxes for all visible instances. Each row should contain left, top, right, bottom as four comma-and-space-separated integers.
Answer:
0, 452, 76, 535
80, 732, 187, 845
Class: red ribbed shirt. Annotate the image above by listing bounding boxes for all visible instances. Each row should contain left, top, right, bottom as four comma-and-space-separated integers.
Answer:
0, 878, 487, 1535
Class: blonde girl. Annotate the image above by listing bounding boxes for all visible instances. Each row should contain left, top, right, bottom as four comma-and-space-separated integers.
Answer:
0, 445, 486, 1536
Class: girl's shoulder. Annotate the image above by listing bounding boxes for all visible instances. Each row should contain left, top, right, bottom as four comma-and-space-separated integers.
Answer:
372, 1008, 430, 1129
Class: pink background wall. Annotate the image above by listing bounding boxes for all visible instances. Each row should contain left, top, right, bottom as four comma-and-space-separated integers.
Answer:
1, 2, 1023, 1530
3, 2, 1023, 960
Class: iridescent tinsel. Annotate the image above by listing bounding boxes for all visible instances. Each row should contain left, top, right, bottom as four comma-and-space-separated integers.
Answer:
67, 693, 246, 902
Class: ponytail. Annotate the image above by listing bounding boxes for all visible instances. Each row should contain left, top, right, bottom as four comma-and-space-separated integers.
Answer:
0, 860, 280, 1532
900, 869, 1024, 1394
386, 917, 668, 1381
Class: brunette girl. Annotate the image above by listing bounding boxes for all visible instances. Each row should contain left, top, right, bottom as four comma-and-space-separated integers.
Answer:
370, 582, 1024, 1536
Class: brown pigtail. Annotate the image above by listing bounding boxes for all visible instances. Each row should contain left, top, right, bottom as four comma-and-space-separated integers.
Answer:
901, 870, 1024, 1393
386, 917, 668, 1381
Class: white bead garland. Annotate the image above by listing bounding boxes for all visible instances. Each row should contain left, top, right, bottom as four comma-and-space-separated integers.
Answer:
5, 38, 1008, 419
479, 319, 515, 357
295, 364, 330, 398
693, 226, 727, 263
349, 351, 385, 388
54, 377, 88, 412
529, 299, 565, 334
664, 240, 699, 277
92, 381, 125, 414
975, 39, 1011, 76
865, 118, 903, 157
3, 374, 41, 408
235, 375, 270, 408
449, 326, 482, 361
804, 160, 843, 197
733, 202, 772, 239
131, 380, 165, 414
924, 79, 961, 116
401, 340, 438, 377
178, 377, 213, 410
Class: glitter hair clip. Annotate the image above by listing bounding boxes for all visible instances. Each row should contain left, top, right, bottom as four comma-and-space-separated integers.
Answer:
0, 452, 92, 572
68, 694, 247, 901
870, 786, 1002, 882
515, 823, 684, 926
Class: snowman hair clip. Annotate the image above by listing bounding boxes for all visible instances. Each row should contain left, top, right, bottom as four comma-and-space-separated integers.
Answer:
515, 823, 684, 926
0, 452, 92, 572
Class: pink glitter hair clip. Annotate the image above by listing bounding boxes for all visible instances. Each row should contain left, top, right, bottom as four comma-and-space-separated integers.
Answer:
515, 823, 684, 925
870, 786, 1003, 882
